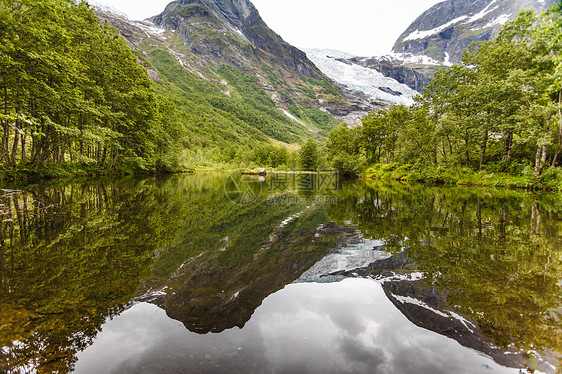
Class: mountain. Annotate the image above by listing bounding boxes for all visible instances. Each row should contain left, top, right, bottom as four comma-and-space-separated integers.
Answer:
148, 0, 321, 81
308, 49, 442, 96
304, 49, 420, 107
393, 0, 557, 64
92, 0, 382, 147
311, 0, 557, 97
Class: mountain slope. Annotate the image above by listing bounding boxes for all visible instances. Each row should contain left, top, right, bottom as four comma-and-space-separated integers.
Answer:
93, 0, 382, 149
149, 0, 321, 80
393, 0, 556, 63
317, 0, 558, 96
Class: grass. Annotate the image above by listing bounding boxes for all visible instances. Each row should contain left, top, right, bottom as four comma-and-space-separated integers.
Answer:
365, 163, 562, 192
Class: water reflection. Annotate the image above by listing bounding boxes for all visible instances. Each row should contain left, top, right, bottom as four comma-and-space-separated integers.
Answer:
0, 175, 560, 373
328, 180, 562, 367
75, 280, 523, 374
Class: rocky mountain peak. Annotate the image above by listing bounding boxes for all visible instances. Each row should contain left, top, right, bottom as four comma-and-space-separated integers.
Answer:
157, 0, 259, 32
392, 0, 556, 63
148, 0, 325, 80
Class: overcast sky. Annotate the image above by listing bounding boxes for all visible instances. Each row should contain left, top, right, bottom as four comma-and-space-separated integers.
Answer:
93, 0, 443, 56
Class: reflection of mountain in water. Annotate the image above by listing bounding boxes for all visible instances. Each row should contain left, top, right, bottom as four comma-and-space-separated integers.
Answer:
295, 232, 389, 283
143, 210, 353, 334
143, 210, 559, 373
4, 175, 559, 374
332, 251, 558, 374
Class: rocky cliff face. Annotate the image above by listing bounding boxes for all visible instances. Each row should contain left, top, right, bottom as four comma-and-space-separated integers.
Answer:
93, 0, 381, 122
346, 55, 438, 92
306, 49, 441, 95
149, 0, 322, 79
393, 0, 556, 64
315, 0, 557, 96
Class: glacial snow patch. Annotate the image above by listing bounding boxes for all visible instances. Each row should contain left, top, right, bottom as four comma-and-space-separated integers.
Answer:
305, 49, 419, 106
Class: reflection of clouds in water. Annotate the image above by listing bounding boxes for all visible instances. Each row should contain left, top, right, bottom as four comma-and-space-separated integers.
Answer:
255, 279, 518, 374
75, 279, 521, 374
337, 335, 387, 373
74, 304, 181, 373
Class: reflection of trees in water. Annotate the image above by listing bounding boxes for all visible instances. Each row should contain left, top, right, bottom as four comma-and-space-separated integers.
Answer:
2, 177, 560, 372
0, 174, 337, 373
328, 180, 562, 357
0, 182, 163, 373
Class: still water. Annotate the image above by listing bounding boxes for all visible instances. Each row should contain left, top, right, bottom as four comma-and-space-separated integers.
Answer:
0, 173, 560, 373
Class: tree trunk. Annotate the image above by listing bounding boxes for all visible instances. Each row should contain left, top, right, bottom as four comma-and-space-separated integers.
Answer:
553, 91, 562, 167
21, 132, 26, 163
535, 112, 554, 179
535, 144, 543, 180
502, 129, 513, 162
465, 131, 470, 168
1, 83, 8, 163
10, 124, 19, 166
479, 130, 488, 171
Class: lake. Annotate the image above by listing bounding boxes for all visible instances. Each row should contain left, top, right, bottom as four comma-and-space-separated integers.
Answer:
0, 173, 560, 373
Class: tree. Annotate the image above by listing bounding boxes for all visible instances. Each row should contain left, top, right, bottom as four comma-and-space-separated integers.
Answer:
298, 139, 319, 171
326, 123, 364, 175
353, 6, 562, 184
0, 0, 185, 173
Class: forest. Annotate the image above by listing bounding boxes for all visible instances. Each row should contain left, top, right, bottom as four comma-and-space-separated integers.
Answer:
0, 0, 189, 176
325, 5, 562, 189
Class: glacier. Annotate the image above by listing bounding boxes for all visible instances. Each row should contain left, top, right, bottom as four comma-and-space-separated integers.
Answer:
305, 49, 420, 107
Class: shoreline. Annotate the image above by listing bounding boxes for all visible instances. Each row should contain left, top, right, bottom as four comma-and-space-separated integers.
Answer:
364, 164, 560, 193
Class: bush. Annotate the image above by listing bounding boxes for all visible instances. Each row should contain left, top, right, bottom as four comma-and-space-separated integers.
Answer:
539, 167, 562, 190
332, 153, 365, 176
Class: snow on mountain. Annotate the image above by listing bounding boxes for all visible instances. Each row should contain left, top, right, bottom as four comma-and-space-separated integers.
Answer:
305, 49, 420, 106
393, 0, 556, 64
383, 52, 441, 66
403, 15, 471, 42
87, 1, 130, 19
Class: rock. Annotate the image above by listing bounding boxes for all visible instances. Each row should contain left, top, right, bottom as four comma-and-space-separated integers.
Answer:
349, 55, 438, 92
378, 86, 403, 97
392, 0, 556, 64
95, 0, 376, 119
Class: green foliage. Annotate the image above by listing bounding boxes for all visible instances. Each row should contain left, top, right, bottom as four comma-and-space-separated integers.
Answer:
287, 105, 340, 133
172, 3, 212, 18
328, 180, 562, 356
0, 174, 339, 372
365, 163, 536, 189
298, 139, 319, 170
326, 123, 365, 176
263, 63, 281, 87
300, 75, 340, 97
217, 65, 310, 143
140, 50, 318, 169
326, 7, 562, 188
249, 143, 291, 168
0, 0, 333, 178
0, 0, 185, 174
